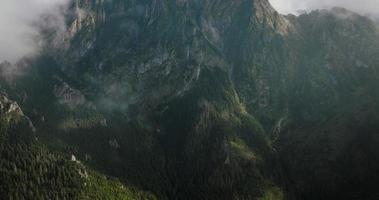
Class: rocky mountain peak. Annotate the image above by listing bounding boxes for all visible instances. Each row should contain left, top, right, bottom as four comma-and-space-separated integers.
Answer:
66, 0, 290, 35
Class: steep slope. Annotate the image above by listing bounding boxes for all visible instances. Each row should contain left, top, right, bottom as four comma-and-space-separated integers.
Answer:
0, 93, 156, 199
276, 8, 379, 200
50, 0, 289, 116
1, 0, 379, 200
8, 0, 287, 199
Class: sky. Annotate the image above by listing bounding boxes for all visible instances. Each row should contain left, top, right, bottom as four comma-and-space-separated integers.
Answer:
269, 0, 379, 16
0, 0, 69, 63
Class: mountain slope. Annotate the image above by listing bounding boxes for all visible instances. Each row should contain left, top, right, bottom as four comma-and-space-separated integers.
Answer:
0, 93, 156, 199
1, 0, 379, 199
277, 8, 379, 199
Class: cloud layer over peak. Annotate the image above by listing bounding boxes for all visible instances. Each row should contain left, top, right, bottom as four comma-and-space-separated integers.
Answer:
0, 0, 69, 63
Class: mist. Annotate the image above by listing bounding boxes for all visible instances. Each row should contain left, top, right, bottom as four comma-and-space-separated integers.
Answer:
0, 0, 69, 63
269, 0, 379, 17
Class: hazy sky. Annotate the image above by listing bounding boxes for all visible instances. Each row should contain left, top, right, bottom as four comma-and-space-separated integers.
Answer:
269, 0, 379, 16
0, 0, 68, 63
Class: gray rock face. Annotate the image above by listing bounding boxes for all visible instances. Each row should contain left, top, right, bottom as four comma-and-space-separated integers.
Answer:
0, 93, 36, 132
0, 94, 22, 116
47, 0, 292, 117
53, 77, 94, 109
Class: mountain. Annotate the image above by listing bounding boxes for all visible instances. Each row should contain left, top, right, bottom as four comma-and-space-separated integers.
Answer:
0, 92, 156, 199
278, 8, 379, 199
1, 0, 379, 199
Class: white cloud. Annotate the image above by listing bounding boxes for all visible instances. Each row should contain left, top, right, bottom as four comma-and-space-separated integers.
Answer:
269, 0, 379, 16
0, 0, 69, 63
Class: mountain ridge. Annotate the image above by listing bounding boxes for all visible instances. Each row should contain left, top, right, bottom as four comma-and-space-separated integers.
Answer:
1, 0, 379, 199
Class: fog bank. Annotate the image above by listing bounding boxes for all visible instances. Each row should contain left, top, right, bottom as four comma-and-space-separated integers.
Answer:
0, 0, 69, 63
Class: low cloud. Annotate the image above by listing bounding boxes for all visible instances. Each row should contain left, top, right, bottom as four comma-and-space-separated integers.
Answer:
0, 0, 69, 63
269, 0, 379, 17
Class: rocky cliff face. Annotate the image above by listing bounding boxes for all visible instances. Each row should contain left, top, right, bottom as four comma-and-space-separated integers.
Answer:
50, 0, 290, 114
2, 0, 379, 199
0, 93, 34, 133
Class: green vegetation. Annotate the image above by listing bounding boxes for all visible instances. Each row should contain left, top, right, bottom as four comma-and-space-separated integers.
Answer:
258, 186, 284, 200
81, 172, 157, 200
229, 138, 257, 160
0, 96, 156, 200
